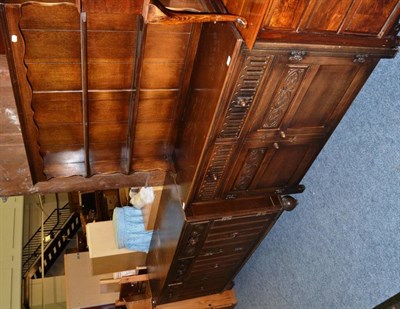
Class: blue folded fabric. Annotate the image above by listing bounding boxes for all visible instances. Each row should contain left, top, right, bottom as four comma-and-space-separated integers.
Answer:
113, 206, 153, 252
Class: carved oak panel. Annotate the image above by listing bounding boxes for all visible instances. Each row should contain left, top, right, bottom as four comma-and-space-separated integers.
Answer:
248, 49, 379, 139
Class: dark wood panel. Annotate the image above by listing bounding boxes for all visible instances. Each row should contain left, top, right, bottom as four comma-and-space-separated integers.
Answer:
87, 13, 138, 31
40, 145, 85, 178
133, 140, 169, 157
32, 92, 82, 124
38, 124, 83, 145
301, 0, 353, 32
0, 21, 6, 54
90, 160, 122, 175
88, 92, 130, 123
147, 24, 192, 34
27, 63, 81, 91
23, 30, 80, 63
89, 142, 122, 163
144, 31, 190, 62
141, 62, 184, 89
20, 4, 80, 30
135, 122, 172, 141
89, 123, 128, 143
288, 64, 360, 130
87, 12, 137, 31
137, 91, 178, 122
262, 0, 308, 30
82, 0, 143, 14
343, 0, 400, 35
87, 31, 136, 62
131, 157, 171, 171
255, 144, 311, 188
88, 63, 133, 90
44, 162, 87, 178
259, 0, 400, 47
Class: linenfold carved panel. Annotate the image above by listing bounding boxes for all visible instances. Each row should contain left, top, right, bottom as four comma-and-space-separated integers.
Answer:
233, 148, 266, 191
197, 143, 235, 201
218, 52, 272, 139
262, 66, 307, 129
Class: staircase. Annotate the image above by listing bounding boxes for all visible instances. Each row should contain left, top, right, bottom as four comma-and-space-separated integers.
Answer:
22, 203, 81, 278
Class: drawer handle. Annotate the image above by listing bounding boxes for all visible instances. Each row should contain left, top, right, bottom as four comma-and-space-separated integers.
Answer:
204, 248, 223, 256
188, 237, 198, 246
289, 50, 307, 61
229, 232, 239, 238
280, 131, 286, 139
239, 98, 247, 107
353, 54, 368, 63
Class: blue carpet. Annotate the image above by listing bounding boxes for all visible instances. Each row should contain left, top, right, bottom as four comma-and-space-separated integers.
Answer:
235, 54, 400, 309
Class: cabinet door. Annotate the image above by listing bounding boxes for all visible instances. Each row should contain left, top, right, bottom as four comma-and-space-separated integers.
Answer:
247, 50, 377, 139
223, 135, 323, 197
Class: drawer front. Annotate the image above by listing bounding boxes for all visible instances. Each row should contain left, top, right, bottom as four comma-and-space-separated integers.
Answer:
199, 242, 254, 258
162, 212, 277, 304
209, 213, 274, 231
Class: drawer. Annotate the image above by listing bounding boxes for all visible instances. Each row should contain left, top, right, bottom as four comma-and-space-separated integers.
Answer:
190, 259, 240, 274
210, 214, 273, 231
204, 233, 262, 249
186, 271, 232, 283
164, 282, 184, 303
200, 241, 254, 257
179, 280, 228, 298
195, 251, 245, 264
205, 225, 265, 242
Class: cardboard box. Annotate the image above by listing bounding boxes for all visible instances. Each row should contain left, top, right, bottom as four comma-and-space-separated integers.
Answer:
86, 221, 147, 275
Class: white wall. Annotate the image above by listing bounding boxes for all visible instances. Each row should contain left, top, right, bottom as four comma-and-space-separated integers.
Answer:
0, 196, 24, 309
29, 276, 66, 307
